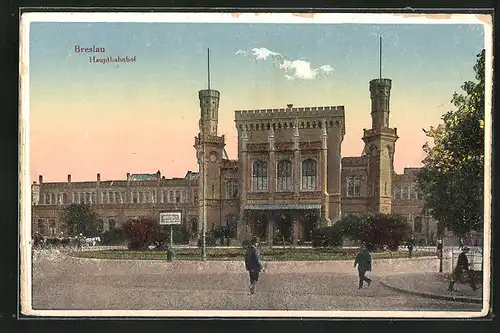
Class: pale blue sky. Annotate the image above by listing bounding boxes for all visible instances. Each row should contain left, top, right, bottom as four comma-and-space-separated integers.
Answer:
28, 22, 485, 181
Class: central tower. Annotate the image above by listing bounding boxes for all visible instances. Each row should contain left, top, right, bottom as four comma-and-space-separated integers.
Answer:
362, 37, 398, 214
194, 49, 225, 242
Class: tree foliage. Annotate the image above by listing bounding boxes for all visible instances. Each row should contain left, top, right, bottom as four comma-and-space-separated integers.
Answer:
335, 214, 370, 241
417, 49, 485, 236
314, 214, 409, 250
363, 214, 410, 251
123, 217, 166, 250
60, 204, 100, 237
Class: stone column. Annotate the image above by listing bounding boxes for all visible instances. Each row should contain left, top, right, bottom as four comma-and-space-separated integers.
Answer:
327, 119, 343, 224
292, 218, 299, 246
237, 127, 249, 242
126, 173, 131, 204
293, 120, 301, 199
320, 120, 330, 226
96, 173, 101, 204
268, 126, 276, 199
267, 216, 274, 247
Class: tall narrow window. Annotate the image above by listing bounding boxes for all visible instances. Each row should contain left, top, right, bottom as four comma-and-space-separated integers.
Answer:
176, 190, 181, 203
225, 180, 238, 198
49, 219, 56, 235
169, 190, 175, 203
414, 216, 423, 233
410, 184, 418, 199
346, 176, 361, 197
277, 159, 292, 191
132, 192, 138, 203
301, 159, 317, 191
212, 185, 215, 198
252, 160, 268, 191
401, 185, 408, 200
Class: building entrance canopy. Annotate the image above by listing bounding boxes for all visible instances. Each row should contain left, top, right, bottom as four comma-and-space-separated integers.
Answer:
244, 204, 321, 210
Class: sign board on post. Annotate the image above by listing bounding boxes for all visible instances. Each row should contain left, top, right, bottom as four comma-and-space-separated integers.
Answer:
160, 212, 182, 225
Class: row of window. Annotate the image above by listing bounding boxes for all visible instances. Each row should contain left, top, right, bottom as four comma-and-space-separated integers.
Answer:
42, 189, 195, 205
393, 184, 421, 200
251, 158, 317, 191
344, 176, 423, 200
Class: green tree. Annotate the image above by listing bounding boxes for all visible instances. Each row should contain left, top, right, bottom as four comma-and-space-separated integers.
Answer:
335, 214, 370, 241
364, 214, 410, 251
417, 49, 485, 237
60, 204, 100, 237
123, 217, 166, 250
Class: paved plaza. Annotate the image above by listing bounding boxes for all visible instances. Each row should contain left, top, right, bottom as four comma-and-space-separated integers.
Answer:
30, 250, 482, 313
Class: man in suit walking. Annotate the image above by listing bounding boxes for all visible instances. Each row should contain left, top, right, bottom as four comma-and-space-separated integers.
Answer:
354, 243, 373, 289
245, 236, 263, 295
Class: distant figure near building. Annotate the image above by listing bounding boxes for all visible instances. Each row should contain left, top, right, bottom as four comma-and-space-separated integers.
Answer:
407, 240, 414, 259
245, 236, 263, 295
436, 240, 443, 259
448, 247, 477, 292
354, 243, 372, 289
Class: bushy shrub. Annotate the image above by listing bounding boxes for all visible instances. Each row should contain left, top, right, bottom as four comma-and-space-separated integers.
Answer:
101, 228, 127, 245
197, 232, 217, 247
333, 213, 410, 251
312, 226, 343, 248
161, 226, 190, 245
212, 226, 230, 246
123, 217, 166, 250
362, 214, 410, 250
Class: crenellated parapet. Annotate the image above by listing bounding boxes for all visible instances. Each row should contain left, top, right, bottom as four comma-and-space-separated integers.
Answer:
363, 127, 398, 138
342, 156, 369, 167
194, 134, 225, 146
235, 105, 345, 120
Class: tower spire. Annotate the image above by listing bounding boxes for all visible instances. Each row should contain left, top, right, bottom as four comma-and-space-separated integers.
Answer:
379, 36, 382, 79
207, 48, 211, 90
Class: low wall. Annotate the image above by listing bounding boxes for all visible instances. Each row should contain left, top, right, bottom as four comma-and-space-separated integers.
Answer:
68, 254, 439, 275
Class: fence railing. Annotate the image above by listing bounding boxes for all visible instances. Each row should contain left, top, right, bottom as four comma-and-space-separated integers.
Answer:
450, 248, 483, 272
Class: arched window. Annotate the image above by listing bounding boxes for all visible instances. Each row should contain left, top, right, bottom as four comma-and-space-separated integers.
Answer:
139, 191, 144, 203
252, 160, 268, 191
49, 219, 56, 235
97, 219, 104, 233
302, 159, 317, 191
37, 219, 44, 234
225, 180, 238, 198
226, 214, 238, 238
414, 216, 423, 233
277, 159, 292, 191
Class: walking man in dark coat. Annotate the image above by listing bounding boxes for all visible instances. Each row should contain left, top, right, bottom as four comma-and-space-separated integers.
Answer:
448, 246, 477, 291
245, 236, 263, 295
354, 243, 372, 289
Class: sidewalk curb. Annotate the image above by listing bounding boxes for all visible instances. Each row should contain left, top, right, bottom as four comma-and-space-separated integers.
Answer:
380, 280, 482, 304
